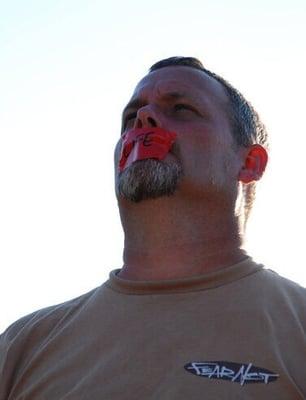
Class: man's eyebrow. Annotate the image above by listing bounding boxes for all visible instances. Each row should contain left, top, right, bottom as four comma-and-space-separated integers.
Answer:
157, 91, 189, 102
122, 91, 189, 116
122, 98, 144, 116
161, 91, 187, 99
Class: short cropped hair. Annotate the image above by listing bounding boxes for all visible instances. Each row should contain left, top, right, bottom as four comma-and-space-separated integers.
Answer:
149, 56, 269, 226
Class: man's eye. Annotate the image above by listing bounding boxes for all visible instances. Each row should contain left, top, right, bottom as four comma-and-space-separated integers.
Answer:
123, 112, 137, 128
174, 104, 195, 112
125, 112, 137, 120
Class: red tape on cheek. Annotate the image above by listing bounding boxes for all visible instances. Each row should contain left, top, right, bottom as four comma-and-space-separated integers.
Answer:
119, 127, 177, 172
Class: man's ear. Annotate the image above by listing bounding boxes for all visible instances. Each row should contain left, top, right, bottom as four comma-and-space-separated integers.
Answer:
238, 144, 268, 184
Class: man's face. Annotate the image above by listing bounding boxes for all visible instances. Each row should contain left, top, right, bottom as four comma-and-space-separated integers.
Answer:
115, 66, 241, 203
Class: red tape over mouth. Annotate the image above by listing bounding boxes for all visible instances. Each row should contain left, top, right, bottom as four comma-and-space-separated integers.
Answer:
119, 127, 177, 172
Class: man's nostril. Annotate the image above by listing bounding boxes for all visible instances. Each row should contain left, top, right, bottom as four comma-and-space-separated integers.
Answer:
147, 117, 157, 127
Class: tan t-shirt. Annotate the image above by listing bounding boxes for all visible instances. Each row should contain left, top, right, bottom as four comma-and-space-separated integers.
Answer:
1, 257, 306, 399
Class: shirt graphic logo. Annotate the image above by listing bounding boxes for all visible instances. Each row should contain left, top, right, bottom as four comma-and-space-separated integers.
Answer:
184, 361, 279, 386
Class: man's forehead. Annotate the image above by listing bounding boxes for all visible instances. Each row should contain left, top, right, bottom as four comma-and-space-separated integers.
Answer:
131, 66, 228, 103
134, 78, 190, 97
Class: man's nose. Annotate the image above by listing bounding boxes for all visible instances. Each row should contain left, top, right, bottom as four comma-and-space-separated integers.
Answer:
134, 105, 160, 129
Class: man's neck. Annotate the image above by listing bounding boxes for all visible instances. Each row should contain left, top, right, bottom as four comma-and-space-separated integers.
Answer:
117, 196, 246, 281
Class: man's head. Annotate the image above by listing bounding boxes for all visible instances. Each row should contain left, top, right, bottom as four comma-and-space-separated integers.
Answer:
115, 56, 268, 227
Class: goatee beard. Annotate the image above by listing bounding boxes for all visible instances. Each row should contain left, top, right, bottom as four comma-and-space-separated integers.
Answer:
116, 159, 183, 202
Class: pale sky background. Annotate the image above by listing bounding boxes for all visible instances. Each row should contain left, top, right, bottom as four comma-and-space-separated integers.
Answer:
1, 0, 305, 333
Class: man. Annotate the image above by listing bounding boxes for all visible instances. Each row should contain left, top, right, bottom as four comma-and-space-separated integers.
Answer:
1, 57, 306, 399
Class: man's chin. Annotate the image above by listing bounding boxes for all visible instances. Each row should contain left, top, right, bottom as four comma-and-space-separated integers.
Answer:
116, 158, 183, 203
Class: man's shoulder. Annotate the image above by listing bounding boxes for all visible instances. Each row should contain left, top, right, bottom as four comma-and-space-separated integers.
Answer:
260, 267, 306, 293
0, 286, 100, 347
253, 266, 306, 312
0, 285, 109, 398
